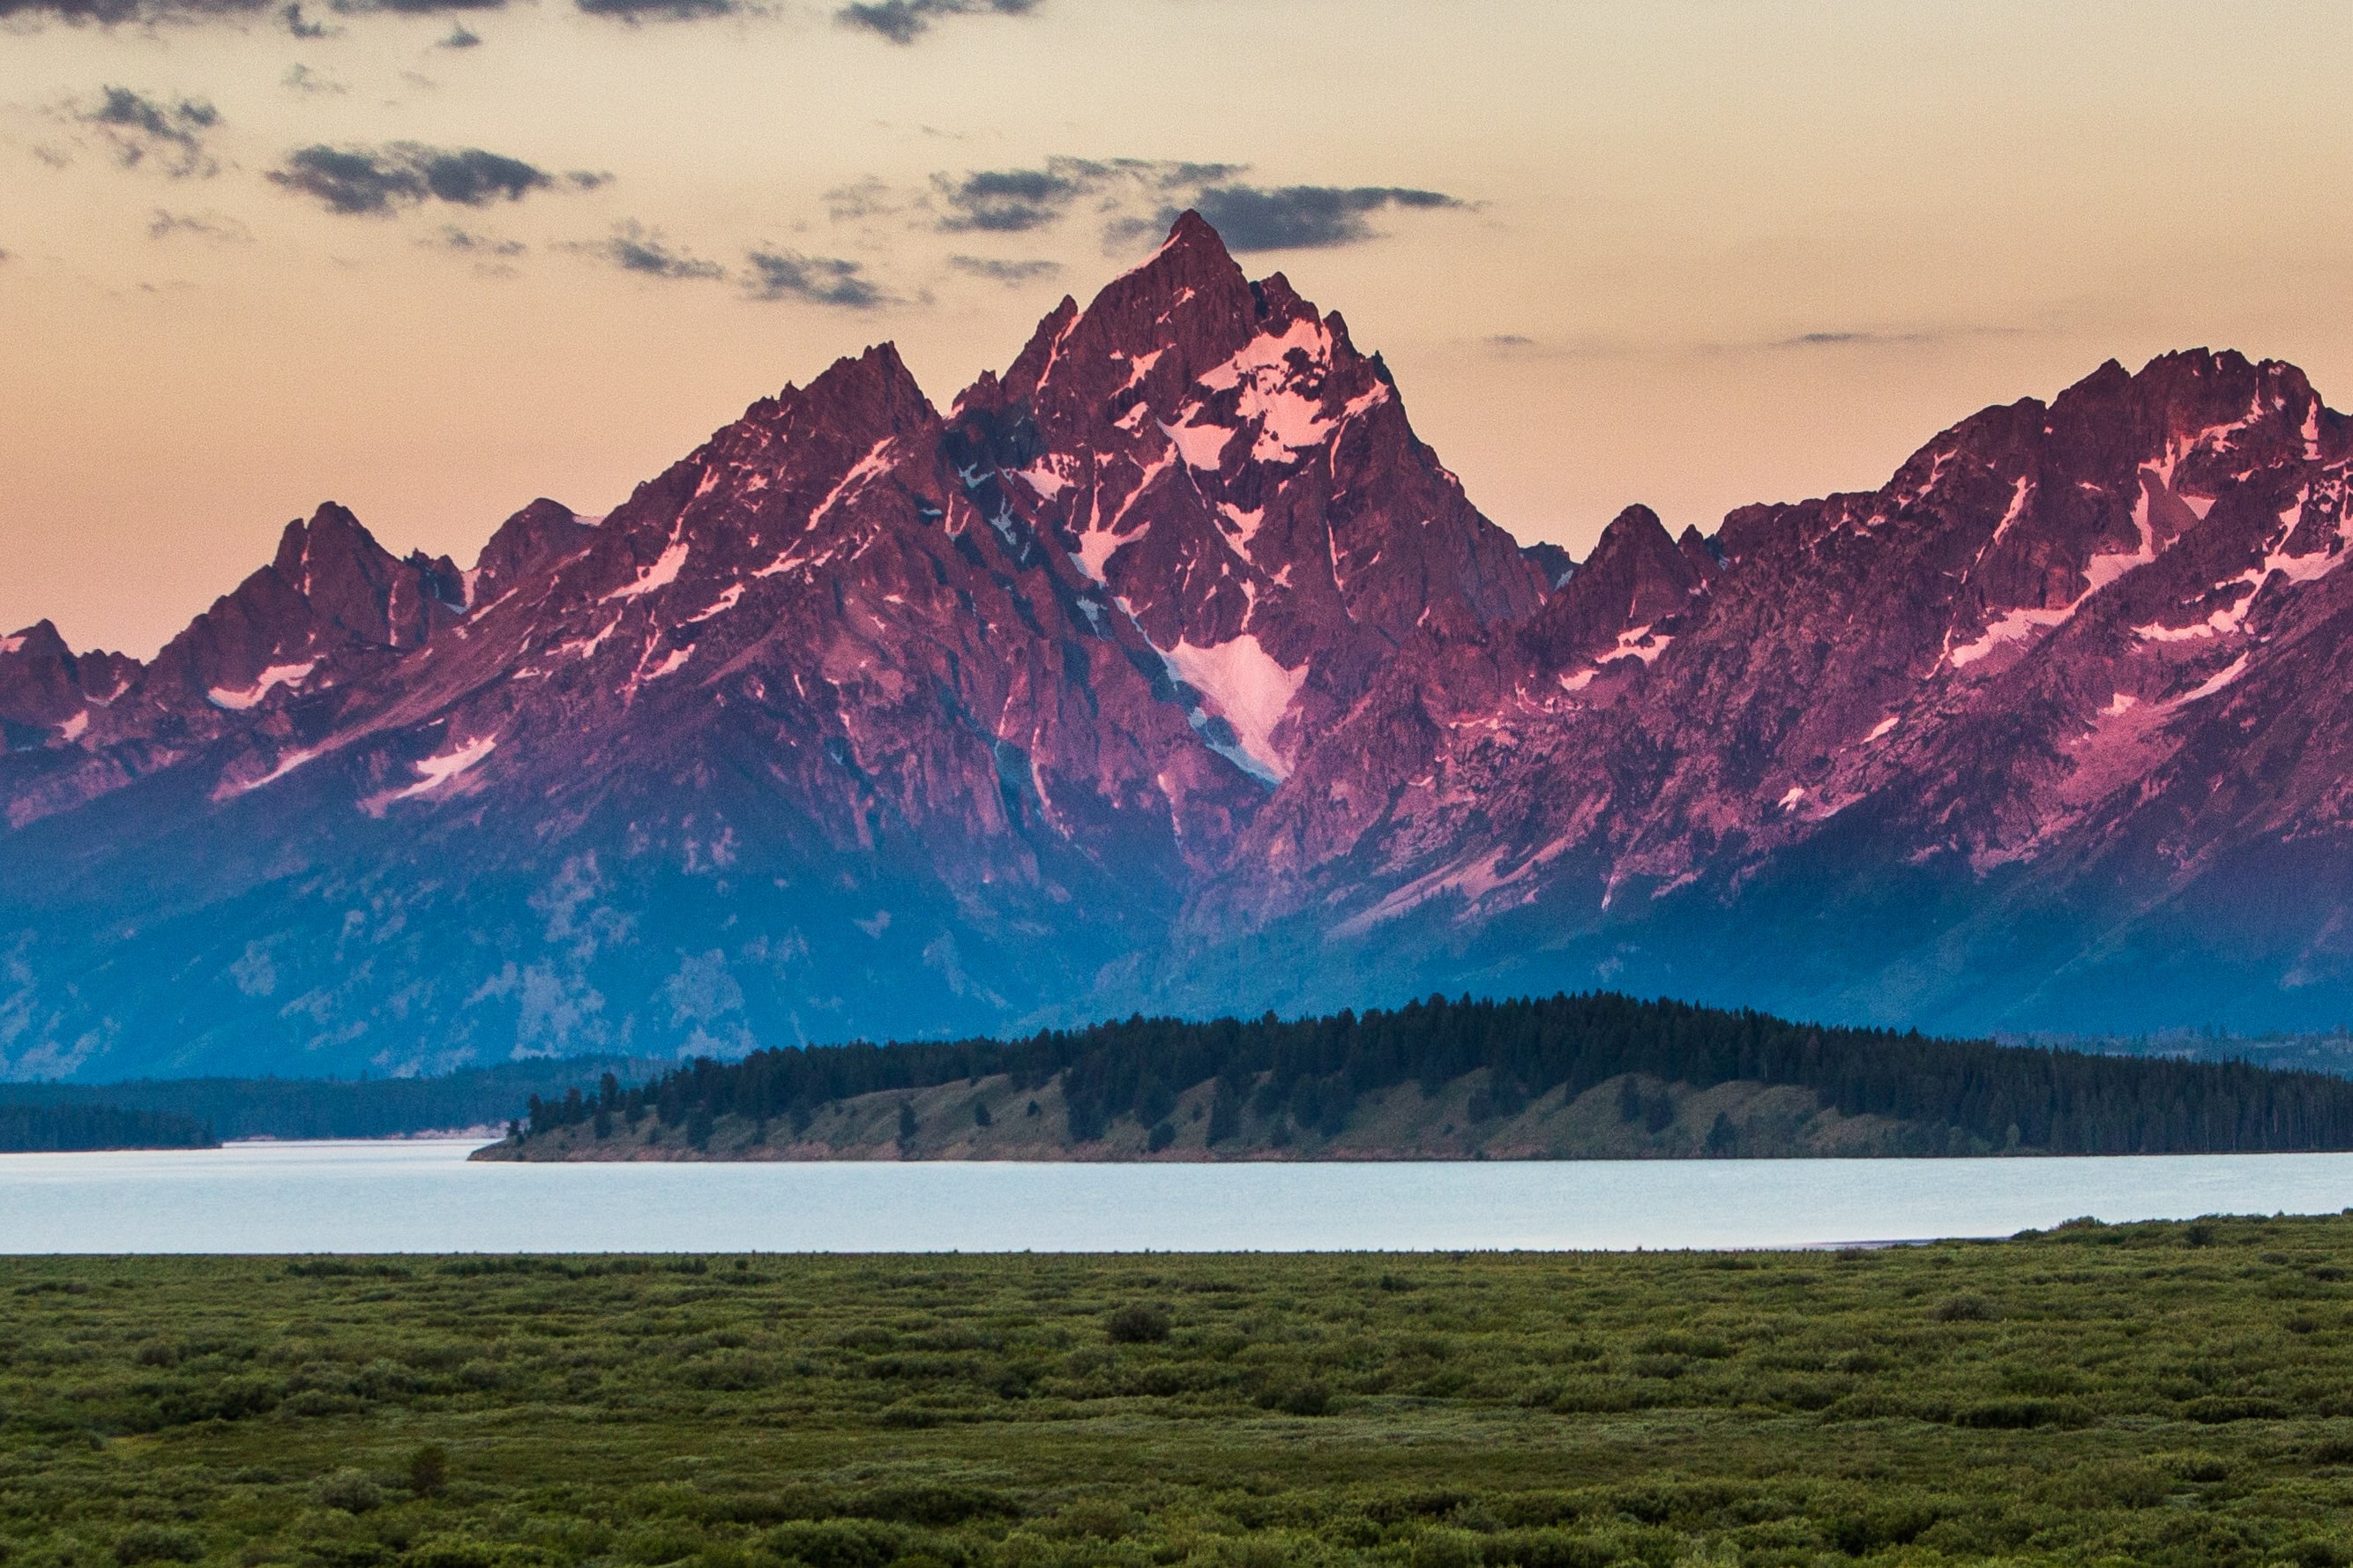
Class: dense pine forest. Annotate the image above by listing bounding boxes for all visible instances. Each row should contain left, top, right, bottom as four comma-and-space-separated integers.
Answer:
505, 992, 2353, 1159
0, 1101, 215, 1153
0, 1057, 658, 1143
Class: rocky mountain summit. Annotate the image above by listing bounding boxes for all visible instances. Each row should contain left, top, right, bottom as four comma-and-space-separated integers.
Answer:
5, 214, 2350, 1079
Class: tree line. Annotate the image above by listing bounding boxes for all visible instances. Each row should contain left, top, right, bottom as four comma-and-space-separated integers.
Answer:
516, 991, 2353, 1155
0, 1056, 661, 1141
0, 1103, 215, 1153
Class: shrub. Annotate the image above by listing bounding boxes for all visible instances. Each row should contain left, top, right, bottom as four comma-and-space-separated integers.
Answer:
409, 1443, 449, 1497
114, 1527, 202, 1565
408, 1541, 552, 1568
1105, 1304, 1170, 1344
1930, 1293, 1996, 1322
764, 1519, 906, 1568
318, 1467, 383, 1512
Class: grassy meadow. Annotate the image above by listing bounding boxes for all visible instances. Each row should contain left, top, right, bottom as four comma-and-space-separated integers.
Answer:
9, 1217, 2353, 1566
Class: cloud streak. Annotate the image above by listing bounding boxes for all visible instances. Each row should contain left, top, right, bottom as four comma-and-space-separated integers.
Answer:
148, 209, 252, 242
269, 144, 572, 215
947, 254, 1058, 284
561, 225, 883, 308
835, 0, 1030, 44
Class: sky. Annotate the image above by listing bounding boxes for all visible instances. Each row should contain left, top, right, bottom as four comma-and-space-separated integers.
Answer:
9, 0, 2353, 656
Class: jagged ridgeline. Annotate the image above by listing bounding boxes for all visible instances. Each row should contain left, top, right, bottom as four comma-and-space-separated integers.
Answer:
482, 993, 2353, 1162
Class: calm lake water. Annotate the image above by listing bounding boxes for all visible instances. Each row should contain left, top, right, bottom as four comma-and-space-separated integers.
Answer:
4, 1139, 2353, 1252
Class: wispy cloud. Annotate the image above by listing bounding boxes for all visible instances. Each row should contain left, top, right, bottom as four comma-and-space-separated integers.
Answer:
946, 254, 1058, 284
269, 143, 567, 215
1768, 329, 1933, 350
568, 220, 724, 280
148, 208, 251, 242
84, 87, 220, 179
743, 248, 879, 307
835, 0, 1030, 44
281, 63, 346, 94
425, 224, 523, 256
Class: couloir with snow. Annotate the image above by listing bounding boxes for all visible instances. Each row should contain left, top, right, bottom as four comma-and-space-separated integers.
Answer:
5, 213, 2351, 1078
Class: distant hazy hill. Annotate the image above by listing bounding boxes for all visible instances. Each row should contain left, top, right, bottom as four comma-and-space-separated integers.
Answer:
477, 992, 2353, 1162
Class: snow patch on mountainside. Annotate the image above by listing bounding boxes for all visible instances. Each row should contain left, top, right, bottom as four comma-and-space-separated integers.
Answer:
207, 661, 317, 710
1162, 416, 1234, 472
365, 735, 498, 812
1161, 633, 1304, 782
605, 536, 689, 601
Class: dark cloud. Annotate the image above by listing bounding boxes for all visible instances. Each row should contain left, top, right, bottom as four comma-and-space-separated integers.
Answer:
0, 0, 266, 24
570, 220, 724, 280
148, 208, 252, 242
1485, 333, 1537, 348
575, 0, 733, 19
930, 156, 1235, 235
917, 160, 1448, 253
946, 254, 1058, 284
2, 0, 497, 22
743, 249, 879, 307
934, 166, 1079, 233
835, 0, 1031, 44
269, 143, 553, 216
334, 0, 507, 12
86, 86, 220, 178
1181, 184, 1459, 250
565, 169, 614, 190
437, 22, 479, 42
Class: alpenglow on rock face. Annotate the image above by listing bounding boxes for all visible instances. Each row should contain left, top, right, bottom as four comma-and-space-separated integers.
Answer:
5, 214, 2353, 1078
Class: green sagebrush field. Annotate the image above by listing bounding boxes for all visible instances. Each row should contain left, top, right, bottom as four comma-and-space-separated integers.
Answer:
10, 1218, 2353, 1567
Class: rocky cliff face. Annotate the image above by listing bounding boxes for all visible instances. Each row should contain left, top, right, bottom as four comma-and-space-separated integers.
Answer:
4, 215, 2350, 1079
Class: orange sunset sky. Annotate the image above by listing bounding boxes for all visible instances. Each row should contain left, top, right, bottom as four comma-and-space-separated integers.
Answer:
7, 0, 2353, 656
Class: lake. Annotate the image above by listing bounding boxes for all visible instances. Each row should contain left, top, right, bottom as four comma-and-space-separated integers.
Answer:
4, 1139, 2353, 1252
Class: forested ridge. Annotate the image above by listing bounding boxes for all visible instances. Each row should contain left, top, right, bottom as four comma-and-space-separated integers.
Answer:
0, 1056, 660, 1142
512, 992, 2353, 1157
0, 1102, 215, 1153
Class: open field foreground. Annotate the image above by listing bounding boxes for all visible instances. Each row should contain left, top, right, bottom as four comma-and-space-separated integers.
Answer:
11, 1221, 2353, 1566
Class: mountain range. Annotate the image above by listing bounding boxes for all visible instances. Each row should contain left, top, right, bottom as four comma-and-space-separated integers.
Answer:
6, 212, 2351, 1080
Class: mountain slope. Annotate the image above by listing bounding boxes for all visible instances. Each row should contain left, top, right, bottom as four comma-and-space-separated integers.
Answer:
4, 216, 2353, 1079
1181, 351, 2353, 1033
